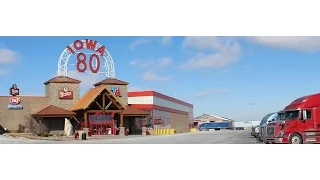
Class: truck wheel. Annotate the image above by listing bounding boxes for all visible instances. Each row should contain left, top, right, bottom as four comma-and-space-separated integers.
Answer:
289, 133, 303, 144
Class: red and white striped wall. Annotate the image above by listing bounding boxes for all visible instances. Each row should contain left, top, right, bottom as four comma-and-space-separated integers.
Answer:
128, 91, 193, 117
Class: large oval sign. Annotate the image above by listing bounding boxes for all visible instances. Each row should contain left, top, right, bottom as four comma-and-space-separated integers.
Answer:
9, 97, 21, 105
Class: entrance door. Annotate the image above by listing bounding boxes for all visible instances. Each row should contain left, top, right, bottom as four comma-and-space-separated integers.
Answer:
88, 113, 114, 135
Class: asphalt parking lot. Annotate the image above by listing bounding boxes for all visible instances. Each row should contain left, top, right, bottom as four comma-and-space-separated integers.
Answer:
0, 129, 257, 144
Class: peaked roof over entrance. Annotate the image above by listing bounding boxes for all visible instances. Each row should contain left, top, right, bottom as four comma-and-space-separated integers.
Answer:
32, 105, 76, 117
71, 85, 126, 111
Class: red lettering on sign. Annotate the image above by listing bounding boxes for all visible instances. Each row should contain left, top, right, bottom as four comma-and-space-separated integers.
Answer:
66, 46, 75, 54
59, 88, 73, 99
86, 39, 97, 50
89, 54, 100, 73
96, 46, 105, 56
76, 53, 87, 72
73, 40, 84, 50
115, 88, 121, 97
65, 39, 104, 74
76, 53, 100, 74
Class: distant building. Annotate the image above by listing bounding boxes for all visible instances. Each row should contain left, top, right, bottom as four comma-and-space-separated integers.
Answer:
193, 114, 233, 127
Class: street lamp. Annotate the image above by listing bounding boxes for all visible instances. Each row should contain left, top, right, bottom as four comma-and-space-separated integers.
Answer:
249, 103, 253, 120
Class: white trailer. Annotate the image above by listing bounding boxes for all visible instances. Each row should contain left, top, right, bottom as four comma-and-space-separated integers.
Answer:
233, 121, 253, 130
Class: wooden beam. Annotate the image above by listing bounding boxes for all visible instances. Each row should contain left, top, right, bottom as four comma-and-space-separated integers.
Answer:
84, 111, 88, 128
95, 101, 103, 110
120, 110, 124, 127
104, 92, 122, 110
87, 110, 121, 113
102, 93, 106, 112
104, 101, 112, 110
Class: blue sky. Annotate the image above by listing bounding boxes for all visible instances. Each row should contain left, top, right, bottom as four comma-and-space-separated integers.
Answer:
1, 36, 320, 121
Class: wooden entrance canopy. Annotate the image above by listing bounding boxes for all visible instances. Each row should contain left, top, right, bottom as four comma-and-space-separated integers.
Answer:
71, 85, 127, 128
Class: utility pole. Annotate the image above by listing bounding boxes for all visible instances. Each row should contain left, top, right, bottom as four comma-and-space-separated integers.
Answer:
249, 103, 253, 120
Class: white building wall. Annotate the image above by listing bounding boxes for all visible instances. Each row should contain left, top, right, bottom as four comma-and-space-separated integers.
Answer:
128, 96, 153, 104
128, 96, 193, 118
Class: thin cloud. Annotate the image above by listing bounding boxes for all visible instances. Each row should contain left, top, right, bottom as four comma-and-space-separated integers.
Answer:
67, 70, 104, 88
130, 57, 173, 69
129, 38, 153, 50
0, 69, 10, 75
181, 36, 241, 70
130, 36, 172, 50
247, 36, 320, 52
142, 71, 171, 81
159, 36, 172, 45
0, 48, 19, 64
194, 88, 229, 97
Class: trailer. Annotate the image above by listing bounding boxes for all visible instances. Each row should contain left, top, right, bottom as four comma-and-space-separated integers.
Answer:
233, 121, 254, 130
198, 122, 232, 131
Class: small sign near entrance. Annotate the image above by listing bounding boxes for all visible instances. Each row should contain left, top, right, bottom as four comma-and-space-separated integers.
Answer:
9, 84, 19, 96
59, 87, 73, 99
8, 97, 23, 110
111, 87, 121, 97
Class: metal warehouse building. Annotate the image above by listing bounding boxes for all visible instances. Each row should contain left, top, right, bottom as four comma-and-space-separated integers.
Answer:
128, 91, 194, 133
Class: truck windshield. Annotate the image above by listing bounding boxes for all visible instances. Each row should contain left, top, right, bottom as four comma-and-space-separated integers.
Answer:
276, 113, 285, 120
260, 113, 274, 125
284, 110, 299, 120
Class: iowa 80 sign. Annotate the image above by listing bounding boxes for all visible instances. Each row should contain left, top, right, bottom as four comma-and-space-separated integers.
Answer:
57, 39, 116, 78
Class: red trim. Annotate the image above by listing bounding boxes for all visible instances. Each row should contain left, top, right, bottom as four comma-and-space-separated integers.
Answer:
130, 104, 188, 115
128, 91, 193, 108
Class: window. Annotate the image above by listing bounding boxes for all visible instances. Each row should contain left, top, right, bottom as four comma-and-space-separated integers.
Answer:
307, 110, 312, 119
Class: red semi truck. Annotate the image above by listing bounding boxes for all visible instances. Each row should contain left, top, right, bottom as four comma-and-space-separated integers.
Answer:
264, 93, 320, 144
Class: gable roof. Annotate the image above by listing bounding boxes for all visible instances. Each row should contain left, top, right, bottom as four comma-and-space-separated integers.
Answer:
71, 85, 126, 111
32, 105, 76, 117
93, 78, 129, 86
44, 76, 81, 85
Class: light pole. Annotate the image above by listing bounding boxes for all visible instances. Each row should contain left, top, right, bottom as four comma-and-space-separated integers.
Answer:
249, 103, 253, 120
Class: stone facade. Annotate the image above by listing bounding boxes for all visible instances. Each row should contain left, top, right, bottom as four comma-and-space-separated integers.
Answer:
0, 96, 48, 131
104, 84, 128, 106
40, 117, 65, 135
45, 83, 80, 110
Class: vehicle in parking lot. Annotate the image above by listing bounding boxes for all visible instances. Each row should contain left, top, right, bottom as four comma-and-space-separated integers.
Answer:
264, 93, 320, 144
198, 121, 232, 131
252, 112, 277, 141
260, 111, 284, 143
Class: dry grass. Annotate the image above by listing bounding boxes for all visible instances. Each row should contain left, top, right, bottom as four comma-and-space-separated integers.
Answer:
6, 133, 69, 141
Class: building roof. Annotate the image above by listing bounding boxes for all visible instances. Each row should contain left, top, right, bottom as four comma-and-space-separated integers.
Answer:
123, 105, 149, 116
194, 114, 233, 122
71, 85, 126, 111
32, 105, 76, 117
44, 76, 81, 85
93, 78, 129, 86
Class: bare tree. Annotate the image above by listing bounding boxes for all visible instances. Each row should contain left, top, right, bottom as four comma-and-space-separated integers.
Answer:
24, 115, 41, 135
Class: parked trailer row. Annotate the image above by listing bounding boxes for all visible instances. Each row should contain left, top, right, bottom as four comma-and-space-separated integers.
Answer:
254, 93, 320, 144
198, 122, 232, 131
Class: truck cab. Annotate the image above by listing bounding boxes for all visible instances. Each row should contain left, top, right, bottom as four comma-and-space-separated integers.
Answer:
264, 93, 320, 144
254, 112, 278, 142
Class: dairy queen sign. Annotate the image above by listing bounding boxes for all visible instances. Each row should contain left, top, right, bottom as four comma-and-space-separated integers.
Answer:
59, 87, 73, 99
8, 84, 23, 110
